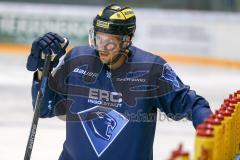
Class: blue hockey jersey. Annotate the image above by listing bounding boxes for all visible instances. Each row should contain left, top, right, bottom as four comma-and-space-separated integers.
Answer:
31, 46, 212, 160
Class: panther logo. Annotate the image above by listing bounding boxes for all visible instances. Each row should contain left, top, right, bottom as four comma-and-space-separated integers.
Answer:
87, 111, 117, 141
77, 106, 129, 157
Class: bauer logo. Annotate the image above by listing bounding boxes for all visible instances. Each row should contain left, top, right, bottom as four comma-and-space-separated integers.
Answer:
78, 106, 129, 157
73, 67, 98, 78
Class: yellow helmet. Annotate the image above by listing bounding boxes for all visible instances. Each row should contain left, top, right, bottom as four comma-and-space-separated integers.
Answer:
93, 4, 136, 36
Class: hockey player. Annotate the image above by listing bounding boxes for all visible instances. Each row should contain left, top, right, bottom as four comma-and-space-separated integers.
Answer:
26, 4, 212, 160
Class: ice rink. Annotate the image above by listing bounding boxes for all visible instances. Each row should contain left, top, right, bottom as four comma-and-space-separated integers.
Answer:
1, 53, 239, 160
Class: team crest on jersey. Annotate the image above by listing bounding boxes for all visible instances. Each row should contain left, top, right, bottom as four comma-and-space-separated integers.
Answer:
77, 106, 129, 157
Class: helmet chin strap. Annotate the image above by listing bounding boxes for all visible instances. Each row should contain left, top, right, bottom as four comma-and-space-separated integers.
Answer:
104, 50, 128, 66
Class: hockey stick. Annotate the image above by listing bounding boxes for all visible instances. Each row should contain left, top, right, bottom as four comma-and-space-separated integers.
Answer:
24, 38, 68, 160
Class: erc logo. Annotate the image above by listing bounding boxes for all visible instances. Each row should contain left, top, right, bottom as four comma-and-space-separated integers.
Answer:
89, 88, 122, 103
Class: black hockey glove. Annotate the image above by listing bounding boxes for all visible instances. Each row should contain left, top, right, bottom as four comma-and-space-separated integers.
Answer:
26, 32, 69, 71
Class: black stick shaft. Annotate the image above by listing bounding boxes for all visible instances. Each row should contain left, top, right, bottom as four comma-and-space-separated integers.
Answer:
24, 53, 51, 160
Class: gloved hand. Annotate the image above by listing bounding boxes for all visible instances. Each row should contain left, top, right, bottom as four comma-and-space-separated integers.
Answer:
26, 32, 69, 71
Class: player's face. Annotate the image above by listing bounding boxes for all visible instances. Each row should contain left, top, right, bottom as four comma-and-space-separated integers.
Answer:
95, 32, 122, 64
